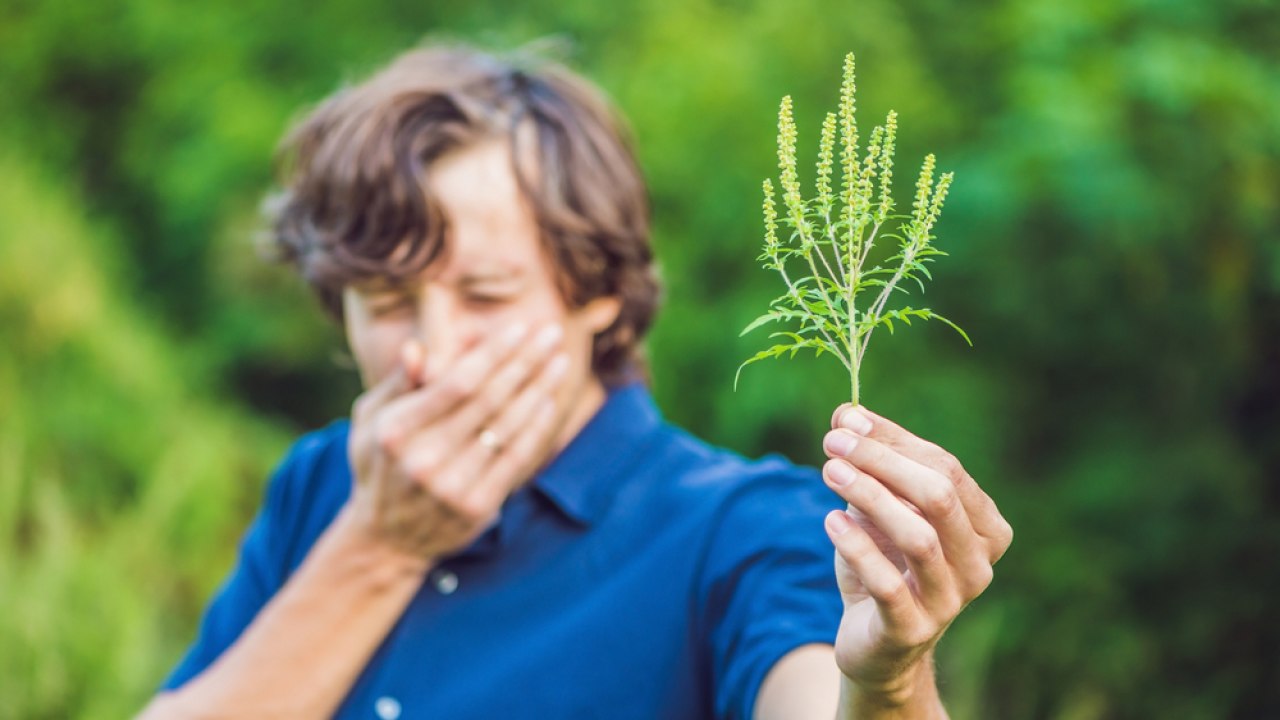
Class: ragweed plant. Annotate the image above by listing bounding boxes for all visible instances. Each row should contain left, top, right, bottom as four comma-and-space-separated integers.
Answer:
736, 53, 970, 405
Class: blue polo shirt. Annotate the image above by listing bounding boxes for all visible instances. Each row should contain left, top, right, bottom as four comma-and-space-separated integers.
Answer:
163, 383, 843, 719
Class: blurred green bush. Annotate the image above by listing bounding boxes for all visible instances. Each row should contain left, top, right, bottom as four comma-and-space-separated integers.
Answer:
1, 0, 1276, 717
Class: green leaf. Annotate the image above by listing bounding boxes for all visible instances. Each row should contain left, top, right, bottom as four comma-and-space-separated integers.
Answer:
924, 309, 973, 346
742, 58, 966, 394
769, 331, 808, 344
740, 311, 782, 337
904, 272, 928, 294
734, 342, 799, 390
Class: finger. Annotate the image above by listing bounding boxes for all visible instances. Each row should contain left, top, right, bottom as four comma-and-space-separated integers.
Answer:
431, 323, 565, 450
416, 367, 562, 525
401, 339, 426, 388
390, 323, 562, 479
375, 322, 535, 451
462, 352, 570, 501
830, 402, 854, 430
835, 406, 1013, 563
426, 348, 565, 500
825, 430, 985, 575
825, 509, 925, 635
823, 457, 958, 614
478, 351, 569, 467
349, 341, 425, 467
352, 341, 422, 425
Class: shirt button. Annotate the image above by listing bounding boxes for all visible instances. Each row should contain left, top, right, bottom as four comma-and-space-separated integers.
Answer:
432, 568, 459, 595
374, 696, 401, 720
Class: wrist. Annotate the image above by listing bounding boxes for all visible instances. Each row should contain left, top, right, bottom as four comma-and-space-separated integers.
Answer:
318, 505, 434, 590
841, 654, 947, 719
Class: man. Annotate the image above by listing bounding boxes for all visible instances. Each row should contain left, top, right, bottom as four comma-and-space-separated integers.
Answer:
140, 42, 1012, 719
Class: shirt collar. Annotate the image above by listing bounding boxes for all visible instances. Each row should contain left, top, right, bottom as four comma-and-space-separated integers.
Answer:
531, 381, 663, 526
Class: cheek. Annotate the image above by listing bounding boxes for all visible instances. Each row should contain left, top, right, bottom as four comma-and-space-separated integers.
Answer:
347, 315, 416, 388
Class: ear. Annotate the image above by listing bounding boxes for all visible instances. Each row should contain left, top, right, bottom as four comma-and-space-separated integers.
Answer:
580, 295, 622, 334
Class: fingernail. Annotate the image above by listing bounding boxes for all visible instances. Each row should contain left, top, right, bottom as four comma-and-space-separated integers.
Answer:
824, 430, 859, 457
826, 460, 857, 487
842, 407, 873, 435
532, 324, 564, 352
545, 353, 570, 381
825, 510, 853, 536
500, 323, 530, 348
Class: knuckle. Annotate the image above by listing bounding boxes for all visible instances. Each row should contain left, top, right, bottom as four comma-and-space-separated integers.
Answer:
970, 563, 995, 595
451, 495, 492, 526
863, 438, 889, 467
502, 442, 531, 467
881, 576, 913, 606
432, 484, 466, 512
851, 476, 883, 508
440, 375, 476, 405
999, 517, 1014, 546
921, 482, 962, 519
937, 450, 965, 481
942, 589, 967, 619
375, 420, 404, 455
903, 528, 942, 563
848, 536, 881, 566
402, 451, 440, 484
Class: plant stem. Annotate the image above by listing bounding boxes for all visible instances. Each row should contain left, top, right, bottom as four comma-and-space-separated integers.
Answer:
776, 261, 850, 368
850, 360, 860, 405
846, 219, 861, 405
858, 240, 917, 366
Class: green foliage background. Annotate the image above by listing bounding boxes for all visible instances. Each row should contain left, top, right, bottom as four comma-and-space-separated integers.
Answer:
1, 0, 1277, 717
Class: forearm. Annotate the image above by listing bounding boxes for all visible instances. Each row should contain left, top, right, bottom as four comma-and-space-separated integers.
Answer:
140, 506, 429, 719
836, 654, 948, 720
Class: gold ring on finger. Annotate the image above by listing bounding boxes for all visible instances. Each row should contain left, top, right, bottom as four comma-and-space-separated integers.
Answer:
478, 428, 503, 454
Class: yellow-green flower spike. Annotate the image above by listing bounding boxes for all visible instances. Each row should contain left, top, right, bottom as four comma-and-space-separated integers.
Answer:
923, 171, 953, 236
876, 111, 897, 223
856, 125, 885, 219
776, 96, 804, 223
912, 153, 937, 230
839, 53, 860, 221
741, 53, 968, 404
762, 178, 780, 254
817, 112, 837, 214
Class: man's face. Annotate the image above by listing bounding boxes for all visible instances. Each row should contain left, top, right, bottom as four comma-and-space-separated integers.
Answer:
342, 138, 621, 443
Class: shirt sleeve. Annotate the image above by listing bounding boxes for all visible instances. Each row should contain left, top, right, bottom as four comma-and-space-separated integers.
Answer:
700, 460, 845, 720
159, 433, 320, 691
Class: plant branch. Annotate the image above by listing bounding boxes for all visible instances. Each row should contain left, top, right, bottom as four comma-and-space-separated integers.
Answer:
739, 53, 966, 403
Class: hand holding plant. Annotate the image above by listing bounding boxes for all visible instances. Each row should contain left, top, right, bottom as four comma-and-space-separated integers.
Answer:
737, 53, 970, 405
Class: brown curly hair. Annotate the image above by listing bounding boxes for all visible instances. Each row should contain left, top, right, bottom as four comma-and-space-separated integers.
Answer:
266, 41, 661, 386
